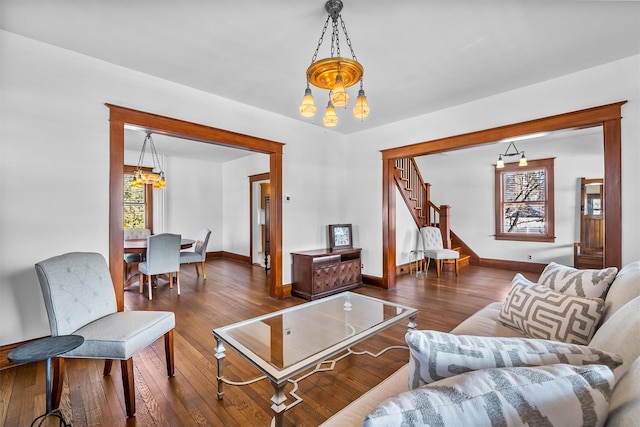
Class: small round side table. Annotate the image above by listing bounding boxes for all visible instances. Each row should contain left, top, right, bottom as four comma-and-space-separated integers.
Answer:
8, 335, 84, 426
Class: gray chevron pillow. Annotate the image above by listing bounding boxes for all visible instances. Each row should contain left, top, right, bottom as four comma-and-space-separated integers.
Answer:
406, 330, 622, 389
364, 364, 614, 427
498, 273, 604, 345
538, 262, 618, 299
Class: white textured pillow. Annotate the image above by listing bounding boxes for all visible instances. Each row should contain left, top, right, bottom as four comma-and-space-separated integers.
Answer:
498, 274, 604, 345
538, 262, 618, 299
406, 330, 622, 389
364, 364, 614, 427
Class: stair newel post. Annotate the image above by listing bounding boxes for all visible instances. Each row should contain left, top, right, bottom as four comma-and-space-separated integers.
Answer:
425, 183, 431, 226
439, 205, 452, 249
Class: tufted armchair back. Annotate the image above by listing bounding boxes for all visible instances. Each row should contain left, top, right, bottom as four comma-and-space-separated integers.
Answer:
420, 226, 444, 250
124, 228, 151, 240
35, 252, 117, 336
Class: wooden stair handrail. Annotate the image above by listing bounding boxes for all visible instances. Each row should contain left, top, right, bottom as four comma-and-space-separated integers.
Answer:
394, 157, 452, 249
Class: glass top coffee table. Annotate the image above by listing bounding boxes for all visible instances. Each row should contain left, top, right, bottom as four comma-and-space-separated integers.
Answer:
213, 291, 417, 427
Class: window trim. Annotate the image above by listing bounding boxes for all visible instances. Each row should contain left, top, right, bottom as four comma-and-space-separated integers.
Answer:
494, 158, 555, 243
124, 165, 154, 232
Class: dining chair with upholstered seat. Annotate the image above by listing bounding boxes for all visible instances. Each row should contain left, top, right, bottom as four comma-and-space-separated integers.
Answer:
138, 233, 181, 300
420, 226, 460, 277
123, 228, 151, 280
35, 252, 175, 418
180, 228, 211, 279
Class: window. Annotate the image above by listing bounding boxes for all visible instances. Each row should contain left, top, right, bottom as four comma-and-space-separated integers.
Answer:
495, 158, 554, 242
124, 165, 153, 230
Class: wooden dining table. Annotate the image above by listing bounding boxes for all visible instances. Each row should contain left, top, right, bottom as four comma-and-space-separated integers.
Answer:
124, 238, 195, 254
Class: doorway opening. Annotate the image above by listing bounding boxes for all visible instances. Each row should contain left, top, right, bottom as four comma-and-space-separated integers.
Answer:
107, 104, 286, 310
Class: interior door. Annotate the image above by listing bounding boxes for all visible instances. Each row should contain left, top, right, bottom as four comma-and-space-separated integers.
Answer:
575, 178, 604, 268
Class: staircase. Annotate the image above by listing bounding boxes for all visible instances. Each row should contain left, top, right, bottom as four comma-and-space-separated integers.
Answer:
393, 158, 473, 273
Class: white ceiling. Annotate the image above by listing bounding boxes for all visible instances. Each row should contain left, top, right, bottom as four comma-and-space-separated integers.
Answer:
2, 0, 639, 160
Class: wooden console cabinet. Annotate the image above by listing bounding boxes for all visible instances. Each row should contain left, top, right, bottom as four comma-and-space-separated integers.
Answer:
291, 248, 362, 300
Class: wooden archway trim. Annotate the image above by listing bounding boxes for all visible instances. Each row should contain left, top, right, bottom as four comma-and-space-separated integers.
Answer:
381, 101, 626, 289
107, 104, 286, 310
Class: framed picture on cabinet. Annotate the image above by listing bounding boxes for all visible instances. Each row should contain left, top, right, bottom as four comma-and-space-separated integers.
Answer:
328, 224, 352, 250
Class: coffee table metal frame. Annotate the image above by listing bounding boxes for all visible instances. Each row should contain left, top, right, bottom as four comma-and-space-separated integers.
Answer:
212, 292, 417, 427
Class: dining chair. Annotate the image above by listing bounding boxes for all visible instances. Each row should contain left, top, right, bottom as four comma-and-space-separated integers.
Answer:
138, 233, 181, 300
123, 228, 151, 280
35, 252, 175, 418
180, 228, 211, 279
419, 226, 460, 277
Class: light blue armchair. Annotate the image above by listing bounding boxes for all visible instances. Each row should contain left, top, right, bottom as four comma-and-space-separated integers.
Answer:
35, 252, 175, 417
138, 233, 182, 300
180, 229, 211, 279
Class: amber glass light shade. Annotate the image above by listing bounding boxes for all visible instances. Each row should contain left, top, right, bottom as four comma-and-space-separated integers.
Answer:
299, 87, 316, 117
353, 89, 369, 119
323, 101, 338, 127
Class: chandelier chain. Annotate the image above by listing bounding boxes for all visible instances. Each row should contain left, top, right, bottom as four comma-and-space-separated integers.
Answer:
136, 136, 148, 169
311, 16, 331, 64
339, 16, 358, 62
332, 18, 340, 57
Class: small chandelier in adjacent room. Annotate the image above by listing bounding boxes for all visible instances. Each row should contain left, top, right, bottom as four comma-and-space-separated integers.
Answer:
131, 132, 166, 189
299, 0, 370, 127
496, 141, 528, 169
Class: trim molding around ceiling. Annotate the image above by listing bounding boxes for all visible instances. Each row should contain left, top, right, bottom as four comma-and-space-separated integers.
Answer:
107, 104, 287, 310
381, 101, 626, 290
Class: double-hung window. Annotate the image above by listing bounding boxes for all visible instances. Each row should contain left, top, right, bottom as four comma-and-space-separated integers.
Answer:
124, 165, 153, 230
495, 158, 555, 242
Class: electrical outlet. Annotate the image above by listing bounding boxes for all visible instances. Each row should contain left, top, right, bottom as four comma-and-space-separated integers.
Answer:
361, 263, 364, 269
527, 254, 532, 260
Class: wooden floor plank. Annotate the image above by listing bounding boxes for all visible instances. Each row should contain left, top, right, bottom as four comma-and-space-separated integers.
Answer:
1, 259, 525, 426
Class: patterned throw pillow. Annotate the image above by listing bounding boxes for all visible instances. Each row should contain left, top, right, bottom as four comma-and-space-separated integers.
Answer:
363, 364, 614, 427
539, 262, 618, 299
498, 274, 604, 345
406, 330, 622, 389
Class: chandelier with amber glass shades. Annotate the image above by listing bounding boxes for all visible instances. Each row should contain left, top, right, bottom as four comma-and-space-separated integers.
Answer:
130, 132, 166, 189
299, 0, 369, 127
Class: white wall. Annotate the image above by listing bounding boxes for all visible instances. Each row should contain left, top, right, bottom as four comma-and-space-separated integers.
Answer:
222, 154, 270, 256
349, 55, 640, 277
412, 131, 603, 266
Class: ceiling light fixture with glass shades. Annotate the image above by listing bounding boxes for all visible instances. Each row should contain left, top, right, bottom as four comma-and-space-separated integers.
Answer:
496, 141, 528, 169
299, 0, 369, 127
131, 132, 166, 189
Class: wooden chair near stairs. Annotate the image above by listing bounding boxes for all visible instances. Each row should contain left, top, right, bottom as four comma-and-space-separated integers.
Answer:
420, 226, 460, 277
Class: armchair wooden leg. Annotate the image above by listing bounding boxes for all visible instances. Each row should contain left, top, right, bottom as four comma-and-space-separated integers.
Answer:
103, 359, 113, 375
121, 358, 135, 417
51, 357, 65, 411
455, 259, 459, 276
201, 261, 207, 280
139, 273, 144, 294
169, 272, 174, 289
194, 263, 200, 277
148, 275, 153, 300
436, 260, 442, 277
165, 329, 175, 377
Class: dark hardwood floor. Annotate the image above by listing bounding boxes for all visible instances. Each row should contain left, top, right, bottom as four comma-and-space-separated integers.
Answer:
1, 259, 537, 426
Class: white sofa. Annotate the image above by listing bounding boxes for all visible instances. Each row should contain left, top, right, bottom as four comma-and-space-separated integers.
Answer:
322, 261, 640, 426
